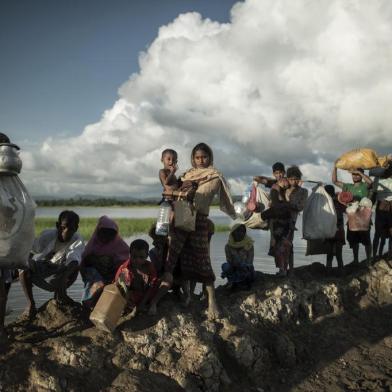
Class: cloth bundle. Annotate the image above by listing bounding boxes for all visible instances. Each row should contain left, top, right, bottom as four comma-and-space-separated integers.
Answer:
346, 198, 372, 231
243, 182, 270, 230
336, 148, 389, 170
302, 185, 337, 240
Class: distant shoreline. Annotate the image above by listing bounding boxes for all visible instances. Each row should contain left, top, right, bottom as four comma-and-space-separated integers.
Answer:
35, 217, 230, 238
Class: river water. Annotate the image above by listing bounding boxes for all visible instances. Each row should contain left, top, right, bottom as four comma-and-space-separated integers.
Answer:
6, 206, 368, 322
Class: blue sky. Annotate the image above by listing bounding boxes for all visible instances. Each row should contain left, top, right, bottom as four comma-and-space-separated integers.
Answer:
0, 0, 237, 144
1, 0, 391, 197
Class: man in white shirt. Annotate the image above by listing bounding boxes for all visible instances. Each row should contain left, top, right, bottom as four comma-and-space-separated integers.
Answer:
19, 210, 84, 320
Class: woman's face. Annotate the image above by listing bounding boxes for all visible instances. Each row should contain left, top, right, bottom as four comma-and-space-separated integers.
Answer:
97, 228, 117, 244
193, 149, 210, 168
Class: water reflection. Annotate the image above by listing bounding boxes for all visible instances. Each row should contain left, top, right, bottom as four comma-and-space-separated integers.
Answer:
6, 207, 368, 322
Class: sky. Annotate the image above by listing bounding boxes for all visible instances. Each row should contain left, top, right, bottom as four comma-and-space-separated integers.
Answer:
1, 0, 392, 198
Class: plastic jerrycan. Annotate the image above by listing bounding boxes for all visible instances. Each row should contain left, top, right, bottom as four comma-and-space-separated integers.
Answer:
89, 283, 127, 333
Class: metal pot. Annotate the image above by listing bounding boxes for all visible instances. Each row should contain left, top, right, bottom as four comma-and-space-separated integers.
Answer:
0, 143, 22, 175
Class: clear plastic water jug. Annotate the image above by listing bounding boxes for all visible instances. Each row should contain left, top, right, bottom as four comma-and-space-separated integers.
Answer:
155, 198, 171, 236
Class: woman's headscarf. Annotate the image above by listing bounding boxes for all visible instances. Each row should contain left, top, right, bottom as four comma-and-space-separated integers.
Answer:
227, 223, 254, 250
82, 216, 129, 263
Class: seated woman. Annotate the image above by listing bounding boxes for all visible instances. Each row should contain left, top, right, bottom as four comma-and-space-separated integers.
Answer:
221, 224, 255, 289
81, 216, 129, 309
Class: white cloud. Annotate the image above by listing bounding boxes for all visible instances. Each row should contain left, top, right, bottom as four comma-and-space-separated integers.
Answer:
20, 0, 392, 197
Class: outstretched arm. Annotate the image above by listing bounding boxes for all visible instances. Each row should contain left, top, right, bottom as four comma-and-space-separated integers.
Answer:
253, 176, 276, 188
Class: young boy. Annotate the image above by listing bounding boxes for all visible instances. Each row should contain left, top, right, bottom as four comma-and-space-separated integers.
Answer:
159, 149, 179, 193
19, 210, 84, 320
332, 163, 373, 264
254, 161, 286, 188
261, 166, 307, 276
254, 162, 287, 259
221, 224, 254, 290
115, 239, 158, 314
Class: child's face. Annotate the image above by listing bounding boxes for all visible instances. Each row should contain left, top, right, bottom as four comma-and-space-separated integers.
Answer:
161, 153, 177, 170
232, 225, 246, 242
273, 170, 285, 181
193, 149, 210, 168
130, 248, 148, 264
287, 177, 301, 188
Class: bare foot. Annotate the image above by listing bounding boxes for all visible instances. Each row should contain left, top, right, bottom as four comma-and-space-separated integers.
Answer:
129, 306, 138, 318
19, 304, 37, 322
148, 303, 157, 316
207, 303, 220, 321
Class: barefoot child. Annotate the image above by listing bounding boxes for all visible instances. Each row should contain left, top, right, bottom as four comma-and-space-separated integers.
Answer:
254, 162, 287, 259
261, 166, 307, 276
221, 224, 254, 289
115, 239, 158, 314
159, 149, 179, 193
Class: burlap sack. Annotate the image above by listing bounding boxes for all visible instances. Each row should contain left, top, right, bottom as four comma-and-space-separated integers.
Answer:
174, 200, 196, 232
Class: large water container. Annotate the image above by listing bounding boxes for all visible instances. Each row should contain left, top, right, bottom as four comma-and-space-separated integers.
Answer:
0, 142, 35, 269
155, 198, 171, 236
89, 283, 127, 333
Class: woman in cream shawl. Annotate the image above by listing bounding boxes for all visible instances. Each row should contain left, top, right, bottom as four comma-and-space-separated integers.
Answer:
149, 143, 236, 319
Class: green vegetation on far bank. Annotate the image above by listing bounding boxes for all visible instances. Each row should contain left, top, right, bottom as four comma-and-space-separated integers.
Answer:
35, 198, 160, 208
35, 217, 230, 239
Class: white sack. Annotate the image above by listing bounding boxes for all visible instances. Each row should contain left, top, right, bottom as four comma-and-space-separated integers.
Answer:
254, 182, 270, 212
302, 185, 337, 240
0, 175, 35, 269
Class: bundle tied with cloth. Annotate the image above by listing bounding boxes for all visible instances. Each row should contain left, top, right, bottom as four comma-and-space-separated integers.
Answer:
0, 137, 35, 269
335, 148, 390, 171
243, 181, 270, 230
162, 167, 236, 232
303, 184, 338, 256
346, 198, 373, 232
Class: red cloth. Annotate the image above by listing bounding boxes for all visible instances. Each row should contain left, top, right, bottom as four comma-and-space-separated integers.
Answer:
247, 184, 258, 212
337, 191, 353, 206
115, 259, 158, 305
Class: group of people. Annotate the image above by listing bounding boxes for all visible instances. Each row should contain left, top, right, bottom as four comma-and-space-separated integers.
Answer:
1, 133, 392, 343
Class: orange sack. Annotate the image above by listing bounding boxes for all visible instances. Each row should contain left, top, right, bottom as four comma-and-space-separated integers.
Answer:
336, 148, 388, 170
